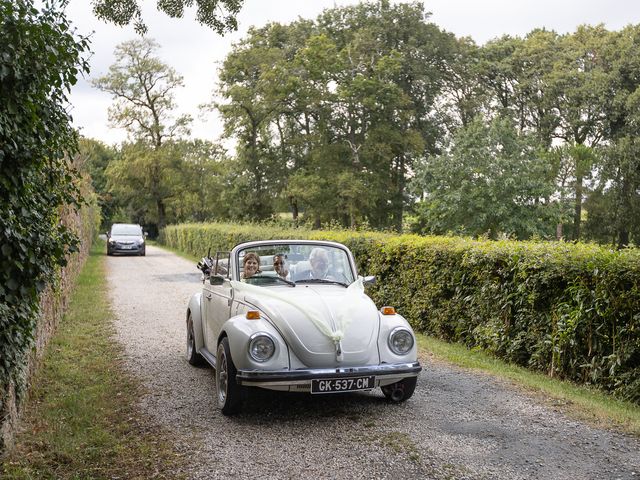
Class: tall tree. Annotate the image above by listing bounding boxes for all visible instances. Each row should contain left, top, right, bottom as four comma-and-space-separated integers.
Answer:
514, 29, 560, 146
547, 25, 614, 239
166, 139, 228, 222
410, 117, 557, 239
317, 0, 454, 229
579, 25, 640, 247
214, 28, 289, 220
216, 1, 454, 229
93, 38, 191, 228
438, 36, 487, 133
78, 138, 118, 228
477, 35, 523, 115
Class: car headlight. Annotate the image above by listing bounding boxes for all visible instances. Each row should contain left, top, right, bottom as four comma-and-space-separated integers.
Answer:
248, 333, 275, 362
108, 239, 116, 244
388, 327, 414, 355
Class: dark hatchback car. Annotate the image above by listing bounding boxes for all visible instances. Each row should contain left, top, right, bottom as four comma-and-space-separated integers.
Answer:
107, 223, 146, 256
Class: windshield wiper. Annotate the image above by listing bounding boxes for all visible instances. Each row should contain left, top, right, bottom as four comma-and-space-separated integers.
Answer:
295, 278, 349, 287
273, 276, 296, 286
249, 275, 296, 287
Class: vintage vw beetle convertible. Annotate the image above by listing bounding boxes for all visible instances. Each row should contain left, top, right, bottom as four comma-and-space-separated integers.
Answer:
186, 240, 422, 414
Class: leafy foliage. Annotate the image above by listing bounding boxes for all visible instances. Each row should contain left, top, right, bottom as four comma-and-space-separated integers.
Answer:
92, 38, 194, 228
0, 0, 90, 446
91, 138, 228, 233
88, 6, 640, 244
422, 24, 640, 245
92, 38, 191, 149
214, 1, 455, 229
410, 117, 559, 239
160, 222, 640, 403
91, 0, 244, 35
78, 138, 119, 229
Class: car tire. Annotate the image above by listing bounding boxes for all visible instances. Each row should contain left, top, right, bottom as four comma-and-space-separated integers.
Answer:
216, 337, 243, 415
139, 248, 146, 256
186, 313, 204, 366
381, 377, 417, 403
107, 249, 112, 256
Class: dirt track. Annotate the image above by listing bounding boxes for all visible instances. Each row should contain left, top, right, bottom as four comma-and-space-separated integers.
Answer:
106, 245, 640, 479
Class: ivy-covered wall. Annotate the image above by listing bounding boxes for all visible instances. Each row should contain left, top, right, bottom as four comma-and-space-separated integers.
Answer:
160, 222, 640, 403
0, 0, 91, 452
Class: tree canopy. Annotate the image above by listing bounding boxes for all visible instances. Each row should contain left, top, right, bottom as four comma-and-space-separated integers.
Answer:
93, 38, 194, 228
91, 0, 244, 35
85, 1, 640, 246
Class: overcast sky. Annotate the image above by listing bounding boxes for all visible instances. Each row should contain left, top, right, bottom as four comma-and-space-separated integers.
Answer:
64, 0, 640, 146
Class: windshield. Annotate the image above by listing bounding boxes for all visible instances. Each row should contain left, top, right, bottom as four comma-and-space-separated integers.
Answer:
111, 224, 142, 236
237, 243, 356, 286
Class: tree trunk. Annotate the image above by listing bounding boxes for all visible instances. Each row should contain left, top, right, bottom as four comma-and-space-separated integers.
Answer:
393, 156, 405, 232
617, 177, 632, 249
289, 196, 298, 224
617, 229, 629, 249
157, 198, 166, 229
573, 172, 583, 240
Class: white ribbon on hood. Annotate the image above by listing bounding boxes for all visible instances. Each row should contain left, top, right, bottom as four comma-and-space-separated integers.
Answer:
230, 276, 367, 345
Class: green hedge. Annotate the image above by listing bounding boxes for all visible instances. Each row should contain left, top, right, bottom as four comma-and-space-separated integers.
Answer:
160, 223, 640, 403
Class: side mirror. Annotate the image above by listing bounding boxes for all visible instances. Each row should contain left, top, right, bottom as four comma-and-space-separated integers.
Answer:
363, 275, 376, 285
209, 275, 224, 286
105, 231, 110, 238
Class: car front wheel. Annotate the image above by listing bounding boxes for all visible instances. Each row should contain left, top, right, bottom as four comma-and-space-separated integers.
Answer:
381, 377, 417, 403
186, 313, 204, 366
216, 337, 243, 415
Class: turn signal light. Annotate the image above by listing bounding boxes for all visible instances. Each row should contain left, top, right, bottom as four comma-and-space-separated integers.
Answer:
246, 310, 261, 320
381, 306, 396, 315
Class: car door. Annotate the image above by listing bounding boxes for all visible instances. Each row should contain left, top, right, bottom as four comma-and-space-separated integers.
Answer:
202, 252, 233, 351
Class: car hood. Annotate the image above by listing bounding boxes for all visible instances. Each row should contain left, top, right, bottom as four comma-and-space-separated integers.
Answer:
234, 279, 380, 368
109, 235, 143, 243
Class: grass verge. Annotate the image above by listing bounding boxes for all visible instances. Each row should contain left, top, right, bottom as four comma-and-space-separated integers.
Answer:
418, 334, 640, 437
1, 240, 185, 479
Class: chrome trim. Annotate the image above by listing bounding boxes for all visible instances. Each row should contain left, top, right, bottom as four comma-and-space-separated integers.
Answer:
388, 326, 414, 355
247, 332, 276, 363
236, 361, 421, 386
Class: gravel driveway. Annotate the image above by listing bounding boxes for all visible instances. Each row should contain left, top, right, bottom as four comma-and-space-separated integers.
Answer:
106, 245, 640, 480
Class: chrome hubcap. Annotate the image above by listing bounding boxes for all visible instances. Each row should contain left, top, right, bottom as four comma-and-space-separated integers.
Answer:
217, 349, 228, 404
187, 320, 194, 357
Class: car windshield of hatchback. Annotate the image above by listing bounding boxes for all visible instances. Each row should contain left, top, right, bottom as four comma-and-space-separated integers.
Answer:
111, 224, 142, 236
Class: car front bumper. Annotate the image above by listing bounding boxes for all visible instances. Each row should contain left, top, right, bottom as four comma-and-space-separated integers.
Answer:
108, 243, 145, 254
236, 361, 422, 391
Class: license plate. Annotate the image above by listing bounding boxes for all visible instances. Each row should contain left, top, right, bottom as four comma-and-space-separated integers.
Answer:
121, 245, 133, 249
311, 376, 375, 394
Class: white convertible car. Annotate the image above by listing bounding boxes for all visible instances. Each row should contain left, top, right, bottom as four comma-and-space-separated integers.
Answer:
186, 240, 422, 414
